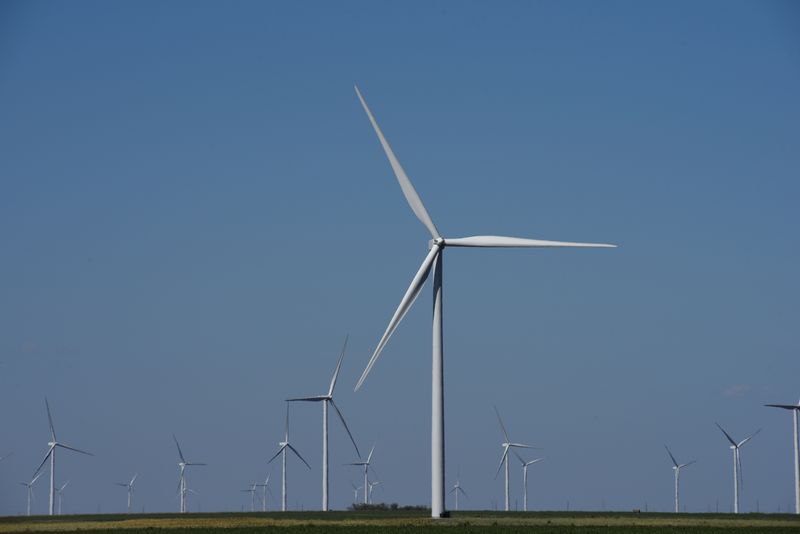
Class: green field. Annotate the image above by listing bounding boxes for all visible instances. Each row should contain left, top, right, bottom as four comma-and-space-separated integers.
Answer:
1, 511, 799, 533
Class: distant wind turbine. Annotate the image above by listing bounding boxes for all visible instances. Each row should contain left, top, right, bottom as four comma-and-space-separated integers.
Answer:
268, 403, 311, 512
255, 473, 272, 512
173, 434, 206, 514
765, 399, 800, 514
494, 407, 537, 512
368, 480, 382, 504
448, 470, 467, 511
32, 398, 93, 515
664, 446, 694, 513
19, 471, 43, 516
241, 482, 258, 512
347, 445, 377, 505
114, 474, 138, 513
716, 423, 760, 514
513, 451, 543, 512
55, 480, 69, 515
349, 480, 362, 503
287, 336, 361, 510
352, 85, 616, 518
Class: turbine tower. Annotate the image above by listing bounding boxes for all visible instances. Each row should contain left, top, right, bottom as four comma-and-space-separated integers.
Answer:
494, 407, 536, 512
347, 445, 376, 505
255, 473, 272, 512
716, 423, 760, 514
448, 471, 467, 511
173, 435, 205, 514
352, 86, 616, 518
287, 336, 361, 510
55, 480, 69, 515
115, 474, 138, 513
513, 451, 543, 512
19, 472, 43, 516
268, 403, 310, 511
32, 398, 93, 515
664, 446, 694, 513
765, 399, 800, 514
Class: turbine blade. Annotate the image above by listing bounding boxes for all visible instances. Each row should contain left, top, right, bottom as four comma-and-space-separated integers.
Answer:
284, 403, 290, 442
45, 398, 57, 441
738, 428, 761, 448
458, 486, 469, 499
31, 470, 44, 485
494, 406, 510, 443
509, 443, 538, 449
354, 85, 440, 239
173, 434, 186, 463
328, 335, 348, 397
679, 460, 697, 469
765, 404, 800, 410
526, 458, 544, 466
286, 444, 311, 470
448, 486, 456, 495
511, 448, 526, 466
367, 444, 376, 464
267, 445, 287, 464
32, 445, 55, 479
330, 399, 361, 458
186, 462, 207, 466
286, 396, 326, 402
115, 483, 128, 487
56, 443, 93, 456
444, 236, 617, 248
495, 446, 509, 479
664, 445, 679, 467
715, 422, 737, 447
60, 480, 70, 491
355, 246, 439, 391
130, 474, 138, 486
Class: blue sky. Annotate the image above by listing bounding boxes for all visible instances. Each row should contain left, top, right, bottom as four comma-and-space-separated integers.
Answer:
1, 0, 799, 515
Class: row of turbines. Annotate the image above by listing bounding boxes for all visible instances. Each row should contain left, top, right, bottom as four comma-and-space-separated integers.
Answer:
3, 87, 799, 518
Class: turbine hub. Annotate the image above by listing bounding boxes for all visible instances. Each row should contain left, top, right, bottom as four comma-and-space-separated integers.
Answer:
428, 238, 445, 250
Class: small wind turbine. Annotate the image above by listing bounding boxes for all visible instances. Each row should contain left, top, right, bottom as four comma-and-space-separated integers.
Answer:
513, 450, 543, 512
716, 422, 760, 514
664, 446, 695, 513
352, 86, 616, 518
19, 471, 43, 516
32, 398, 93, 515
115, 474, 138, 513
765, 399, 800, 514
287, 336, 361, 510
255, 473, 272, 512
347, 445, 377, 505
494, 407, 537, 512
268, 403, 311, 512
173, 434, 206, 514
367, 480, 382, 504
448, 471, 467, 511
241, 482, 258, 512
349, 480, 362, 503
55, 480, 69, 515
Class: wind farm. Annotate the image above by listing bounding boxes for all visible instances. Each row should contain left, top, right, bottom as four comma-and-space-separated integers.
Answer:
1, 2, 798, 533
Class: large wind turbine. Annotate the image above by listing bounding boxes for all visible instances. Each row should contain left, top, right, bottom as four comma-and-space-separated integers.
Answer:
513, 451, 543, 512
494, 407, 536, 512
32, 398, 93, 516
173, 435, 205, 514
255, 473, 272, 512
352, 86, 616, 518
664, 446, 694, 513
55, 480, 69, 515
347, 445, 376, 505
287, 336, 361, 511
19, 472, 43, 516
448, 471, 467, 511
268, 404, 311, 512
115, 474, 138, 513
716, 423, 760, 514
765, 399, 800, 514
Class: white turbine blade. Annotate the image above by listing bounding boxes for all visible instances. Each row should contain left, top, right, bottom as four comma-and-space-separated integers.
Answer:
286, 396, 326, 402
32, 444, 55, 478
367, 444, 376, 464
664, 445, 679, 468
45, 397, 57, 441
31, 470, 44, 485
679, 460, 696, 469
444, 236, 617, 248
494, 406, 510, 443
173, 434, 186, 463
115, 483, 128, 487
511, 447, 526, 466
59, 480, 70, 491
448, 486, 456, 495
526, 458, 544, 467
738, 428, 761, 448
186, 462, 207, 466
328, 335, 348, 397
329, 399, 361, 458
715, 422, 737, 447
286, 443, 311, 470
354, 85, 440, 239
56, 443, 93, 456
284, 403, 290, 442
508, 442, 537, 449
130, 473, 138, 486
495, 446, 509, 479
267, 445, 287, 464
355, 246, 439, 391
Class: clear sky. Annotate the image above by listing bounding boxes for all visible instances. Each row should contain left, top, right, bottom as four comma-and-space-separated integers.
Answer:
1, 0, 799, 516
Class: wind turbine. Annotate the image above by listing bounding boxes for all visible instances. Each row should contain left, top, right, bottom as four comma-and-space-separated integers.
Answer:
664, 446, 695, 514
115, 474, 138, 513
513, 451, 543, 512
448, 471, 467, 511
765, 399, 800, 514
32, 398, 93, 515
287, 336, 361, 511
367, 480, 382, 504
173, 434, 206, 514
352, 86, 616, 518
716, 423, 760, 514
349, 480, 362, 503
19, 471, 43, 516
255, 473, 272, 512
347, 445, 376, 505
268, 403, 311, 512
55, 480, 69, 515
241, 482, 258, 512
494, 407, 537, 512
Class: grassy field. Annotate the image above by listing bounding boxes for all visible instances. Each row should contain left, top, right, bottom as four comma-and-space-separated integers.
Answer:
1, 511, 798, 533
